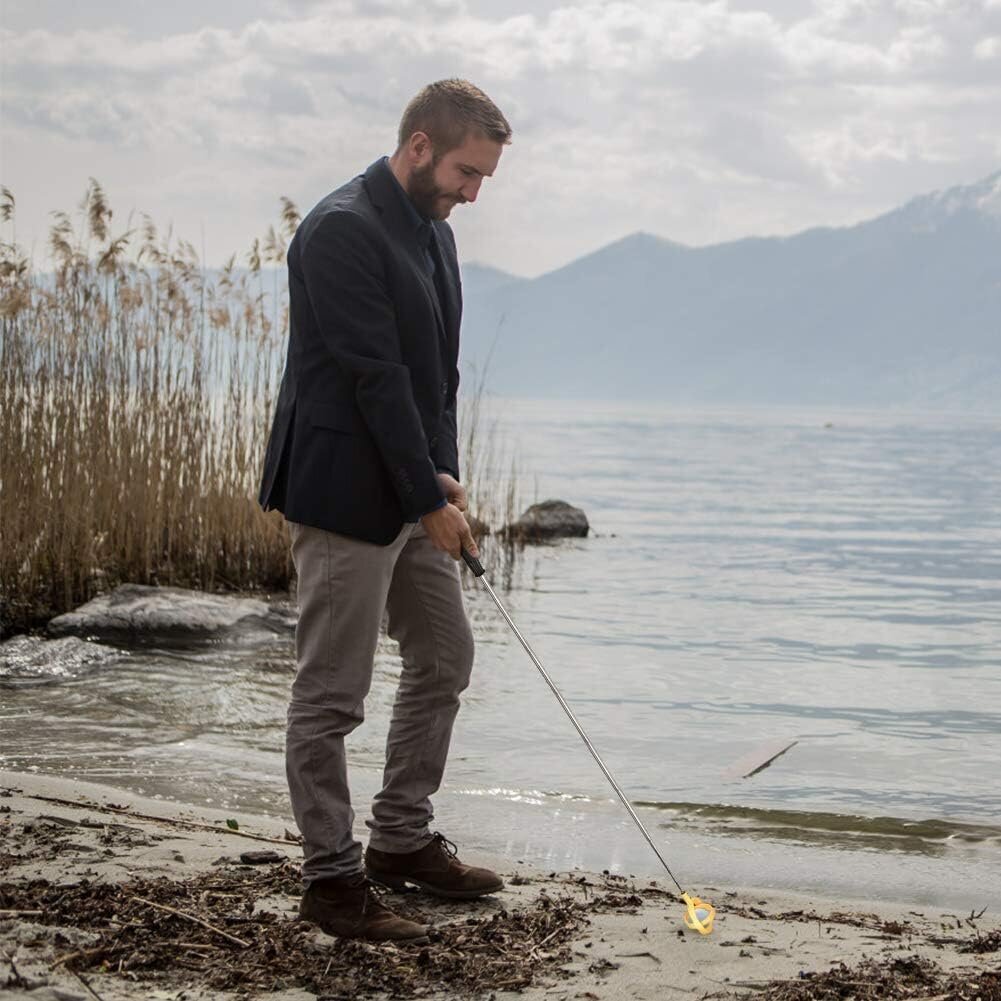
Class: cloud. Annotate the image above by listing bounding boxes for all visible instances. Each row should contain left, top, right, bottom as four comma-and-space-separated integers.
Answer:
974, 34, 1001, 56
2, 0, 1000, 274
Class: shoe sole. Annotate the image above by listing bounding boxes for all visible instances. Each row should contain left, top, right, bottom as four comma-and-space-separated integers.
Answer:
367, 870, 505, 899
300, 914, 430, 944
332, 928, 432, 944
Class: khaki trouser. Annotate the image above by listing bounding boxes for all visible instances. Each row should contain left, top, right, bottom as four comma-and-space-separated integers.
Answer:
286, 520, 474, 885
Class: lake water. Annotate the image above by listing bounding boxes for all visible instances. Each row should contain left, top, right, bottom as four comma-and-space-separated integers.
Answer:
3, 402, 1000, 907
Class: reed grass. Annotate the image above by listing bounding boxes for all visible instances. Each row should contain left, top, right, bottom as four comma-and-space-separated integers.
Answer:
459, 363, 523, 588
0, 182, 520, 637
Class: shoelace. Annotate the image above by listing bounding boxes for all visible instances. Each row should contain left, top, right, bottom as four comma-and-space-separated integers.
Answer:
362, 879, 393, 914
430, 831, 459, 858
319, 874, 390, 921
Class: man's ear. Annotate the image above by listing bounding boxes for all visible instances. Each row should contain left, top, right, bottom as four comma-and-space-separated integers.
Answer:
408, 130, 433, 167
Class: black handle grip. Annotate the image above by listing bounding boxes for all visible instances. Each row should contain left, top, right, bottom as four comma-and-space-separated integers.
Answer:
461, 548, 485, 577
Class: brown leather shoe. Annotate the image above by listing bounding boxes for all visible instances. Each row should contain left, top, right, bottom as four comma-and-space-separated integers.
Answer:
299, 872, 430, 942
365, 832, 505, 899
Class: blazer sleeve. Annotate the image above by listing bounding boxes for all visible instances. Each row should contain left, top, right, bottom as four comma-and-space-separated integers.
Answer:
299, 209, 444, 518
430, 395, 459, 480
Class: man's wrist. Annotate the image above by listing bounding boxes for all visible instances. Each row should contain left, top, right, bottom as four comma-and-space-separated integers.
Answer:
422, 497, 448, 517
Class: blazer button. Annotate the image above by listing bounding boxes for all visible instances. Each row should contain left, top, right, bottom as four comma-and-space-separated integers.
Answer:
429, 435, 439, 448
440, 381, 448, 396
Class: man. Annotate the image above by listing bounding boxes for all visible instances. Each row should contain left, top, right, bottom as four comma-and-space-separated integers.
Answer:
258, 79, 512, 943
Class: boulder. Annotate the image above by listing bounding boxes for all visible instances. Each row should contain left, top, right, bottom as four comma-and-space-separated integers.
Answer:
46, 583, 296, 645
0, 634, 118, 683
503, 500, 589, 542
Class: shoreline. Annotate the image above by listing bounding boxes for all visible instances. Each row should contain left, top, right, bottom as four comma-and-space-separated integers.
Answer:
7, 757, 994, 912
2, 769, 998, 1000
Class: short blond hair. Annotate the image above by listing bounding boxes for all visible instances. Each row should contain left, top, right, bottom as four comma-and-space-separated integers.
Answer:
397, 79, 512, 158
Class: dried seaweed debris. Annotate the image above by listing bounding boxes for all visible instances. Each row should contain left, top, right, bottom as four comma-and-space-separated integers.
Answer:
724, 955, 1000, 1001
0, 863, 591, 997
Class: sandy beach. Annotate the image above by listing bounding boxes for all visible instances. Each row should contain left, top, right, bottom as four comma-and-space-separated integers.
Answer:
1, 769, 997, 1001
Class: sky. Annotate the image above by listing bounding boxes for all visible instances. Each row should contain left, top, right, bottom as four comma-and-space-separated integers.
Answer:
2, 0, 1000, 277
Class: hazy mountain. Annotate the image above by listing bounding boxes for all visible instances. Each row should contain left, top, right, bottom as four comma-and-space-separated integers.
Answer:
458, 172, 1001, 411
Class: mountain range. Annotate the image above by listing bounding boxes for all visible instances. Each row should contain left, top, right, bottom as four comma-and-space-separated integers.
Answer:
458, 172, 1001, 411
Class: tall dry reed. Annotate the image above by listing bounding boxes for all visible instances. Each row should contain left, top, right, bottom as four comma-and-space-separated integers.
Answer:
0, 182, 295, 636
458, 363, 523, 588
0, 183, 520, 637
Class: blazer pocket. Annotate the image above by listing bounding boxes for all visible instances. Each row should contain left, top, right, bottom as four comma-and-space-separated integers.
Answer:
307, 402, 366, 435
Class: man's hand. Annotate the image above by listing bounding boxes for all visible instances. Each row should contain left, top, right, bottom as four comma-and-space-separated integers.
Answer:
421, 502, 478, 560
436, 472, 467, 512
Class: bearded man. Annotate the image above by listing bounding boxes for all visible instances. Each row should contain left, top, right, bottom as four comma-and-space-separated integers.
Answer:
259, 79, 512, 941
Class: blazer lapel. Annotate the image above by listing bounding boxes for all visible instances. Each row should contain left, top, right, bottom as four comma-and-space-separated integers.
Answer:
362, 159, 448, 345
414, 250, 448, 342
430, 225, 460, 355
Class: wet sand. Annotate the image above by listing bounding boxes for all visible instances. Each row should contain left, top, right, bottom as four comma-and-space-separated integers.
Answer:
1, 769, 998, 1000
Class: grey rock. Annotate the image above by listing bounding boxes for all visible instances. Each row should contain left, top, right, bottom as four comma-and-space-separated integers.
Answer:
503, 500, 589, 542
239, 849, 287, 864
0, 635, 118, 683
47, 584, 296, 645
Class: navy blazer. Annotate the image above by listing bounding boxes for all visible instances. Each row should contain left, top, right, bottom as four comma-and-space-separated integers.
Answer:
258, 158, 462, 545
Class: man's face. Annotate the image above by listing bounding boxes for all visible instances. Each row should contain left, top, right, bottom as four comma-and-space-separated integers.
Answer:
408, 132, 504, 220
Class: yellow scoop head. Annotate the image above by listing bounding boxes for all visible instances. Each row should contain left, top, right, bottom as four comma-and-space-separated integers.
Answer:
681, 892, 715, 935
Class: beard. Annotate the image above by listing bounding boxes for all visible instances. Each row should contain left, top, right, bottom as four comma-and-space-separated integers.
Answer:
408, 161, 455, 220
